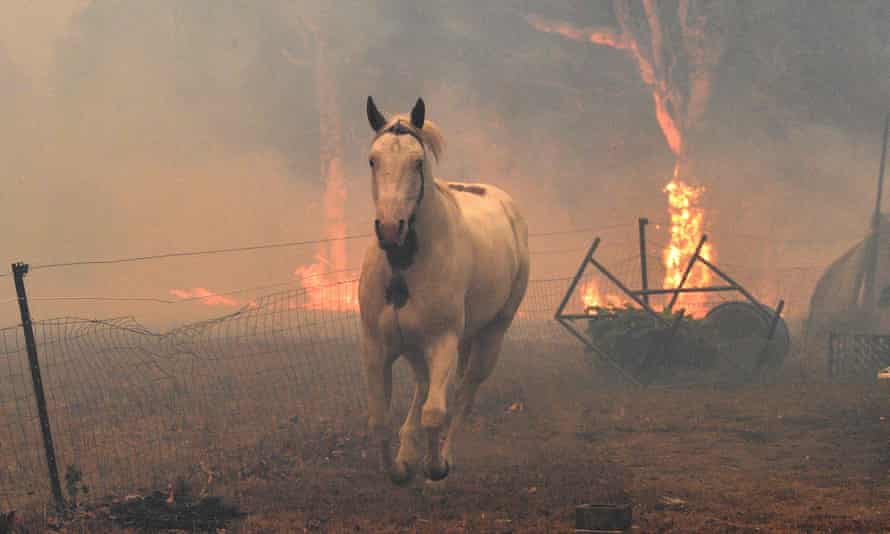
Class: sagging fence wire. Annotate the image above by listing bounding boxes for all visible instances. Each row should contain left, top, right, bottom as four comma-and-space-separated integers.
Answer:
0, 250, 585, 308
0, 223, 635, 279
0, 221, 855, 281
0, 224, 635, 311
0, 267, 366, 308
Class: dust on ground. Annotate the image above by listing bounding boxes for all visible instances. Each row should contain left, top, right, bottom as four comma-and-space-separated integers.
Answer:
21, 352, 890, 533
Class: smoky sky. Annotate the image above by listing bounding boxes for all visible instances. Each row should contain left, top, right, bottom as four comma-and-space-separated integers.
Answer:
1, 1, 889, 328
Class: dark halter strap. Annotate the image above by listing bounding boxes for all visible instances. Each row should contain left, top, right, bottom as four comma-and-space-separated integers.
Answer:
379, 120, 426, 221
375, 121, 428, 304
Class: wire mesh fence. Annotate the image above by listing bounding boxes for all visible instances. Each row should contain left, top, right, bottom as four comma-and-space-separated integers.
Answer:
0, 276, 577, 512
0, 231, 830, 513
827, 332, 890, 382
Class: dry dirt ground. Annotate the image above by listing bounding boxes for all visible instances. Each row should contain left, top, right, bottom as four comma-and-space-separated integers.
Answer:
20, 353, 890, 533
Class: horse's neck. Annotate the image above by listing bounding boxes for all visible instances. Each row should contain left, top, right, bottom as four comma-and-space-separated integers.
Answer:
412, 179, 454, 259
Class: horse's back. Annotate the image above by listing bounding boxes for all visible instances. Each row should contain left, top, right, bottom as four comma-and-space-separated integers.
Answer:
443, 180, 529, 331
444, 181, 527, 249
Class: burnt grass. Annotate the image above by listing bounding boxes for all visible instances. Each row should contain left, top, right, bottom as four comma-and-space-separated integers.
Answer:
23, 351, 890, 533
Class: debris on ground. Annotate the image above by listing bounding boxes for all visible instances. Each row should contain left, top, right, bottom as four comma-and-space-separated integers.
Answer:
0, 511, 16, 534
657, 496, 688, 510
106, 486, 245, 531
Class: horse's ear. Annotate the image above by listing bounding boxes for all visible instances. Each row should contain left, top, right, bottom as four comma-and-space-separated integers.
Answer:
410, 98, 425, 129
367, 96, 387, 132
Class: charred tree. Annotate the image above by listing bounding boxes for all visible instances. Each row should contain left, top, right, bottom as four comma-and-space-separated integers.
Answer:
527, 2, 729, 311
526, 1, 728, 181
283, 5, 348, 279
309, 27, 348, 279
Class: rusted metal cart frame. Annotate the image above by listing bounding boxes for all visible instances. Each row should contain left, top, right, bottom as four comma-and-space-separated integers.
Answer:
554, 222, 785, 385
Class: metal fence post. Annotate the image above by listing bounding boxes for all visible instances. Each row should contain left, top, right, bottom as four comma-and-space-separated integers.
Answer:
11, 262, 65, 511
638, 218, 649, 306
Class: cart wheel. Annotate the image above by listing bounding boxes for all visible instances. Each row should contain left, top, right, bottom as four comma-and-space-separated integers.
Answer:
705, 301, 790, 373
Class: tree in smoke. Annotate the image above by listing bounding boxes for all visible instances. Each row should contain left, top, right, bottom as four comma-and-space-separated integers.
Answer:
527, 1, 729, 309
281, 2, 349, 283
526, 1, 729, 180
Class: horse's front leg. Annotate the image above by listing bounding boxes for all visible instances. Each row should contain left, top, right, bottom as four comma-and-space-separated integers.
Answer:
361, 333, 399, 482
393, 353, 429, 482
421, 332, 459, 481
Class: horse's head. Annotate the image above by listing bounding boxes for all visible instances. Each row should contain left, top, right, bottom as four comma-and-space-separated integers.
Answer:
366, 96, 431, 249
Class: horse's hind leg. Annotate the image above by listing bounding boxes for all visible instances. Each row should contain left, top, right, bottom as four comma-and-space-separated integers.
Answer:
442, 317, 510, 470
444, 255, 528, 469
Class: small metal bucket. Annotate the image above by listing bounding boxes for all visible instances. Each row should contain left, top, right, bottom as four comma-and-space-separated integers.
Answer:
575, 503, 632, 533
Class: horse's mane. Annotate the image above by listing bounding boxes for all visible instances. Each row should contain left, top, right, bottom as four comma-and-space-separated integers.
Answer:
378, 114, 446, 163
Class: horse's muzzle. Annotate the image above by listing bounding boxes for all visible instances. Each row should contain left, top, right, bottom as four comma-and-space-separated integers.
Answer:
375, 219, 406, 248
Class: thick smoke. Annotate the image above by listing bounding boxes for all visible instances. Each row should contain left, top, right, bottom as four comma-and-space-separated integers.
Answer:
1, 1, 889, 327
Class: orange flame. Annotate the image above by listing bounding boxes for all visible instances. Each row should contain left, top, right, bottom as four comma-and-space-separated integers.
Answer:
581, 280, 601, 312
291, 254, 358, 311
169, 287, 240, 307
579, 279, 627, 314
662, 170, 714, 316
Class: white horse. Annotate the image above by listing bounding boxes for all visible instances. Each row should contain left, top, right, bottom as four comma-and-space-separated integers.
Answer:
359, 96, 530, 484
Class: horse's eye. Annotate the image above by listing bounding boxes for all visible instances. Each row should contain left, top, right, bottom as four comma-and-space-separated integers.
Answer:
416, 160, 423, 171
369, 159, 375, 168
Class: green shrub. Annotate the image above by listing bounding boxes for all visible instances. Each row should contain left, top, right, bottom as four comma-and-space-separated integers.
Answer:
584, 305, 720, 376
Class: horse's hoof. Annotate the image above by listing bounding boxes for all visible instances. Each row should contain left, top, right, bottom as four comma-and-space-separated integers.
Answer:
422, 478, 449, 497
388, 463, 415, 486
425, 460, 450, 481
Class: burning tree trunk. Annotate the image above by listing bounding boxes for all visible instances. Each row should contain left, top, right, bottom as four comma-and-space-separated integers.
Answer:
528, 1, 727, 178
284, 7, 349, 292
527, 1, 728, 313
311, 31, 348, 281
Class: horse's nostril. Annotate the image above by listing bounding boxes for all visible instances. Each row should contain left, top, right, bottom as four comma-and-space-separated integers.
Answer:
375, 220, 403, 245
374, 220, 383, 241
397, 220, 405, 233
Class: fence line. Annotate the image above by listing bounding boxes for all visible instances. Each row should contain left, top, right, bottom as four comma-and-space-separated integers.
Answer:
0, 229, 838, 512
0, 276, 581, 511
0, 223, 634, 280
